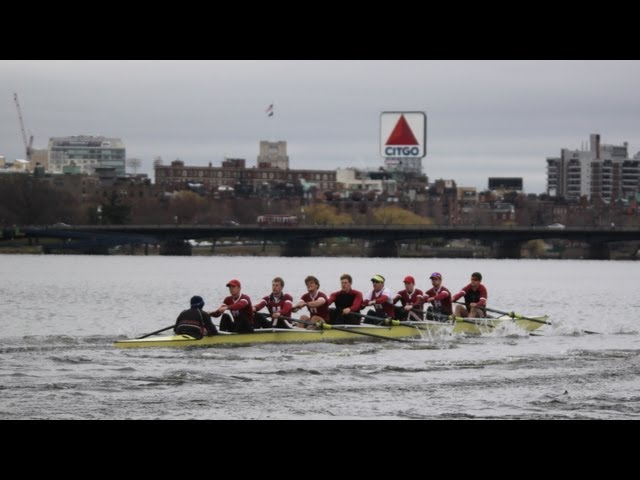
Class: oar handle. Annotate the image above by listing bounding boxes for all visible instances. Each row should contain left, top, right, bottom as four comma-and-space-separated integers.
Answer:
266, 313, 295, 327
279, 315, 323, 328
350, 310, 398, 324
411, 308, 453, 322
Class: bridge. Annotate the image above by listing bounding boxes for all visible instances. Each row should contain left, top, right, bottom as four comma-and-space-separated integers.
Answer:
5, 224, 640, 259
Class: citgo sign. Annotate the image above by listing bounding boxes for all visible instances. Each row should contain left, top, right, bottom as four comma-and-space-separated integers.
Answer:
380, 112, 427, 158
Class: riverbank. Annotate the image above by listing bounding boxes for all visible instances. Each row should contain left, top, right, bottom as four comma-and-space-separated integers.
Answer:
2, 238, 638, 259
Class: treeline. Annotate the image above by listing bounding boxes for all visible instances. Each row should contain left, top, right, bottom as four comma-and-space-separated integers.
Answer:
2, 175, 638, 228
0, 176, 439, 227
0, 176, 81, 225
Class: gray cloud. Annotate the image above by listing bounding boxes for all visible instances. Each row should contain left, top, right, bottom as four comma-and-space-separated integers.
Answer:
2, 60, 640, 193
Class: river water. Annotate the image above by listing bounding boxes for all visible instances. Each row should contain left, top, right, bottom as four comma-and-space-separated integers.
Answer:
1, 255, 638, 419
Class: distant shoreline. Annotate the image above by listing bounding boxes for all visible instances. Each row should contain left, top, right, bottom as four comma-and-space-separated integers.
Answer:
1, 241, 637, 260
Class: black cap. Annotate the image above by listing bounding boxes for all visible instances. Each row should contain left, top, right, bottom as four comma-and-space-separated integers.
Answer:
190, 295, 205, 308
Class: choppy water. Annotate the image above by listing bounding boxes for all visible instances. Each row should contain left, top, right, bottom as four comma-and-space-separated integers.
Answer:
1, 255, 639, 419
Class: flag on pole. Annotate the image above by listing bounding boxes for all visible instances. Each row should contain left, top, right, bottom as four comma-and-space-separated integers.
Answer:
265, 104, 274, 117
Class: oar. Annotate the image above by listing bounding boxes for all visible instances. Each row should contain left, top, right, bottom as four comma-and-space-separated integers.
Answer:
136, 325, 174, 339
454, 301, 549, 326
350, 311, 393, 325
410, 308, 454, 323
280, 316, 409, 343
451, 315, 496, 329
481, 305, 552, 326
463, 303, 601, 336
266, 314, 294, 328
278, 315, 320, 328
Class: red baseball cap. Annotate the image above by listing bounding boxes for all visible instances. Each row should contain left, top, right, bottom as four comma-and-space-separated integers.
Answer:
226, 279, 241, 288
403, 275, 415, 284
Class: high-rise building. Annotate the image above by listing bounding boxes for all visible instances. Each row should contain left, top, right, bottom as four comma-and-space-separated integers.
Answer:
48, 135, 126, 176
546, 134, 640, 201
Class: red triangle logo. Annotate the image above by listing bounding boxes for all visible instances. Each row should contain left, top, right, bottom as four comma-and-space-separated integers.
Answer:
385, 114, 419, 145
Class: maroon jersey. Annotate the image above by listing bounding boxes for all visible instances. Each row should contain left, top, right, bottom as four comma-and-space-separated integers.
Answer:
254, 293, 293, 316
301, 291, 330, 321
393, 288, 424, 308
213, 293, 253, 322
452, 284, 488, 309
424, 285, 453, 315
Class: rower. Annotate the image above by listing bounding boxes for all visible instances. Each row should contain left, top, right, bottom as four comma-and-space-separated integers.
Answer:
392, 275, 424, 321
451, 272, 488, 318
423, 272, 453, 320
253, 277, 294, 329
210, 279, 254, 333
326, 273, 363, 325
361, 274, 394, 324
291, 275, 330, 329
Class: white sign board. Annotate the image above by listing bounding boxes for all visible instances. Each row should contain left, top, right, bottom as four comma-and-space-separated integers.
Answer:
380, 111, 427, 158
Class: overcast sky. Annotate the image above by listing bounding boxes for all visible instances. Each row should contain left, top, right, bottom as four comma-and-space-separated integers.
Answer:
2, 60, 640, 193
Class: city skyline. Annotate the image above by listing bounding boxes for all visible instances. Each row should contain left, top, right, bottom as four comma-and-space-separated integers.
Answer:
2, 60, 640, 193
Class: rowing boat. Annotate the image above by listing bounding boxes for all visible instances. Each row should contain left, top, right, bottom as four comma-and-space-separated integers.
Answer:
114, 321, 451, 348
114, 313, 549, 348
452, 314, 549, 335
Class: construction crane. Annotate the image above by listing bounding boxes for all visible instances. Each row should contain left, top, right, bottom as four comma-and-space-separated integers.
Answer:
13, 93, 34, 162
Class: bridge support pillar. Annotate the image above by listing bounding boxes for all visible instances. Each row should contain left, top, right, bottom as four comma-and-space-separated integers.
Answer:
588, 242, 610, 260
159, 239, 192, 256
369, 240, 398, 258
282, 239, 311, 257
144, 243, 149, 255
494, 240, 522, 259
